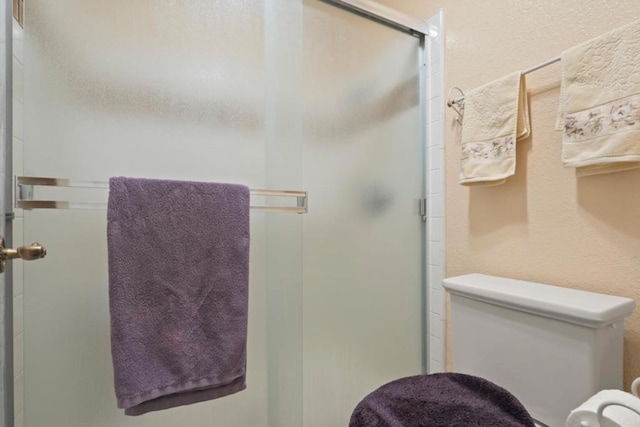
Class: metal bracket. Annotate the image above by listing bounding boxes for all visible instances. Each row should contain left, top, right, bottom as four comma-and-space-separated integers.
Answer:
446, 86, 465, 124
419, 198, 427, 222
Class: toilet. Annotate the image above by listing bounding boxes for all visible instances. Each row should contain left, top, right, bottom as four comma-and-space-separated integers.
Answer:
443, 274, 636, 427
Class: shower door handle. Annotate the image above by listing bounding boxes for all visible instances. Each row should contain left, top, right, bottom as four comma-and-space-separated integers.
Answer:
0, 237, 47, 273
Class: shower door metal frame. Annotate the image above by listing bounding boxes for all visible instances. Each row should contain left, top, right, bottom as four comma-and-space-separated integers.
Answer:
1, 0, 13, 426
322, 0, 429, 35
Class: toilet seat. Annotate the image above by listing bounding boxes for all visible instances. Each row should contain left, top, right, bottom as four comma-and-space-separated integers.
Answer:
349, 373, 537, 427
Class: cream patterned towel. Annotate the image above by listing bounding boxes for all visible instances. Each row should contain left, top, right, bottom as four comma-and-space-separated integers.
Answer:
459, 72, 530, 186
559, 19, 640, 176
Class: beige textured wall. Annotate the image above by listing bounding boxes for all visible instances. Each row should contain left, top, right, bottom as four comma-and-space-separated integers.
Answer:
378, 0, 640, 389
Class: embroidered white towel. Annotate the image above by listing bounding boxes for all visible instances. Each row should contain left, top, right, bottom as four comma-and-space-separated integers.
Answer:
459, 71, 530, 186
558, 19, 640, 176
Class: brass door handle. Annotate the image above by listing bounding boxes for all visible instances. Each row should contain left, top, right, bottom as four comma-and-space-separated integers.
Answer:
0, 238, 46, 273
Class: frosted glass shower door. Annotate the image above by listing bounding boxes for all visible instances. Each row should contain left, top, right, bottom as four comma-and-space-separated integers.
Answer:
14, 1, 426, 426
18, 2, 277, 426
302, 2, 424, 426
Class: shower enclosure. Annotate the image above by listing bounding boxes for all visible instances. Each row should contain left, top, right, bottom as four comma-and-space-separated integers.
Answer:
0, 0, 435, 425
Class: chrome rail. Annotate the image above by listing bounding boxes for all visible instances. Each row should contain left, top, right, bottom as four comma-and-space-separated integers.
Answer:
324, 0, 430, 36
15, 176, 308, 214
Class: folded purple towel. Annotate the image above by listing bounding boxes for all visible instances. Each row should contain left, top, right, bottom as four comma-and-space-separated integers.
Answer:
107, 177, 250, 416
349, 373, 536, 427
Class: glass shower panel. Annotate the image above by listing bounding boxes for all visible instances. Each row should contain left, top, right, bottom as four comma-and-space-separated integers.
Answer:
302, 2, 424, 426
20, 1, 290, 426
16, 0, 425, 426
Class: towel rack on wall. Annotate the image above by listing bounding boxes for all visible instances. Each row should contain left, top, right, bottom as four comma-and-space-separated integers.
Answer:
15, 176, 308, 214
446, 55, 561, 119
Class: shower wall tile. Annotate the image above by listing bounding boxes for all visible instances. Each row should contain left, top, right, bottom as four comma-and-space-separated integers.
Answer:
429, 336, 443, 364
428, 36, 441, 67
428, 168, 441, 194
429, 217, 442, 242
429, 121, 443, 149
425, 9, 445, 374
429, 94, 442, 124
427, 193, 442, 217
428, 264, 443, 290
428, 241, 442, 266
429, 148, 444, 170
429, 288, 442, 316
429, 66, 440, 82
429, 312, 441, 339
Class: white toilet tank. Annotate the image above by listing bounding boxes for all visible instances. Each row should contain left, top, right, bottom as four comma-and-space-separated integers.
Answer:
443, 274, 635, 427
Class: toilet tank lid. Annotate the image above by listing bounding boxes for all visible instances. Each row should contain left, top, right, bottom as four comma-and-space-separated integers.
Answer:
443, 274, 636, 328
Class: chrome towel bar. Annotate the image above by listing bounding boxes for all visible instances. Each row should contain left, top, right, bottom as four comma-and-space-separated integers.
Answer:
15, 176, 308, 214
447, 56, 561, 120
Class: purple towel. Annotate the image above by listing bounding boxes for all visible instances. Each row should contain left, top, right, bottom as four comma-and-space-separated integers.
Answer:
349, 373, 536, 427
107, 177, 250, 416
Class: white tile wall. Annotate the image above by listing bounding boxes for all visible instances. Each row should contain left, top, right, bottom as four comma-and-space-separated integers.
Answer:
12, 16, 25, 426
428, 288, 442, 315
425, 10, 446, 374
